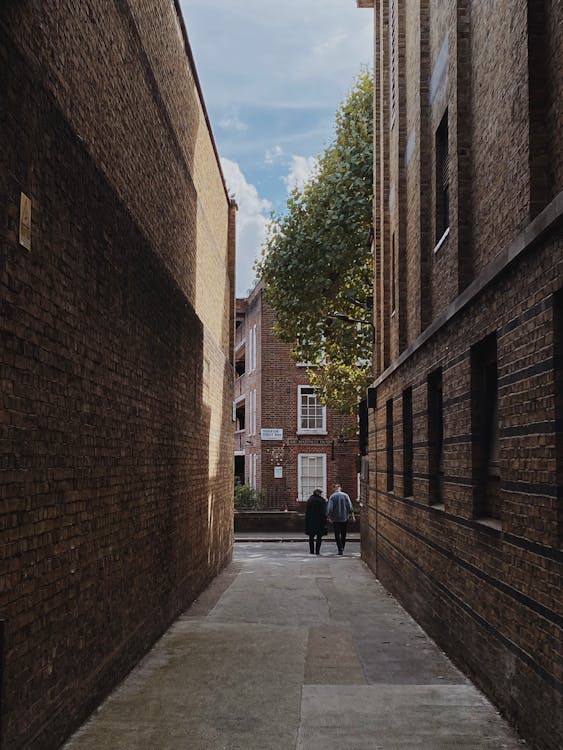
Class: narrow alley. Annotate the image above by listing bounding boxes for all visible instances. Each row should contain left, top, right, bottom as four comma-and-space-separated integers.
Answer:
63, 541, 524, 750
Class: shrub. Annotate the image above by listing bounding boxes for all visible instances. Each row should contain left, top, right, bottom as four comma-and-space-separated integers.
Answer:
234, 484, 265, 511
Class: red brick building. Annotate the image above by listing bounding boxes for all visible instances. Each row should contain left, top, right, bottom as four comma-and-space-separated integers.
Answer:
358, 2, 562, 749
0, 3, 235, 748
235, 283, 358, 508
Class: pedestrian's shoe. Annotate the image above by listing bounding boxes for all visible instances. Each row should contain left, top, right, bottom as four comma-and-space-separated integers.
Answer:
338, 549, 343, 555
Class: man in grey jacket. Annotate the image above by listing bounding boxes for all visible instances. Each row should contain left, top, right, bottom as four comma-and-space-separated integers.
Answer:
327, 483, 355, 555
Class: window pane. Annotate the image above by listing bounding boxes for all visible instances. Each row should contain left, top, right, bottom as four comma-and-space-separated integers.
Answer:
299, 387, 324, 431
299, 455, 325, 500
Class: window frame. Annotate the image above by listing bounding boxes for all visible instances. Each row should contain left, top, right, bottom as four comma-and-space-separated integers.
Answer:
297, 453, 327, 502
297, 385, 327, 435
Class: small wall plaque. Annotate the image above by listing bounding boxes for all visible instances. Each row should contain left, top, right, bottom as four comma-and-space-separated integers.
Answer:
274, 466, 283, 478
19, 193, 31, 250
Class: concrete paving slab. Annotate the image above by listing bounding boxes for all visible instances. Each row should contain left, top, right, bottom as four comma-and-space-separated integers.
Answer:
65, 620, 306, 750
64, 542, 525, 750
305, 625, 367, 685
298, 685, 523, 749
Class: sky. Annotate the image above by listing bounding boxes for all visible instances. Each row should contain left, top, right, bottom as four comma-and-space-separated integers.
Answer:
179, 0, 373, 297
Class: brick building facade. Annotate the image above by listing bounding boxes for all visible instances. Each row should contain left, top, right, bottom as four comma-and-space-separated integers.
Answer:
0, 2, 235, 748
235, 283, 358, 508
359, 2, 562, 749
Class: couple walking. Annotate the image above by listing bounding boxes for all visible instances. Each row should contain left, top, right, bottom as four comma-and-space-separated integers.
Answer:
305, 483, 355, 556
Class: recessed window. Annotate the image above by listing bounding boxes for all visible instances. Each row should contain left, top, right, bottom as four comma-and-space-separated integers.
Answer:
235, 348, 246, 377
298, 386, 326, 434
428, 369, 443, 504
386, 398, 394, 491
235, 399, 246, 432
471, 335, 500, 521
554, 290, 563, 542
435, 111, 449, 244
249, 389, 257, 435
391, 232, 397, 315
402, 387, 413, 497
389, 0, 397, 128
298, 453, 327, 501
247, 324, 257, 372
359, 398, 368, 457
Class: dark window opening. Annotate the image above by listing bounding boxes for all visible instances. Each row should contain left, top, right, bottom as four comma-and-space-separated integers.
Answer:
435, 111, 449, 242
471, 334, 500, 520
235, 352, 246, 377
403, 387, 413, 497
554, 289, 563, 542
386, 398, 394, 491
359, 398, 368, 456
234, 455, 245, 487
235, 401, 246, 432
0, 620, 3, 744
391, 232, 397, 315
428, 369, 444, 503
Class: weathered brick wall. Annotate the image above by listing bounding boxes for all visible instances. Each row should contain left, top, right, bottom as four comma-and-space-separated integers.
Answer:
0, 3, 234, 749
367, 1, 563, 748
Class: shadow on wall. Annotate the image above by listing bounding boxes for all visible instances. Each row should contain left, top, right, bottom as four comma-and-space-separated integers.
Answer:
0, 10, 232, 749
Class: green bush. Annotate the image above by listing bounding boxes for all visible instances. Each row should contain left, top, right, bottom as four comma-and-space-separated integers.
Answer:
234, 484, 265, 511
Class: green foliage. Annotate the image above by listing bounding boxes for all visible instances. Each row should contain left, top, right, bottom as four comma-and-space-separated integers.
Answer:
234, 483, 265, 511
256, 70, 374, 413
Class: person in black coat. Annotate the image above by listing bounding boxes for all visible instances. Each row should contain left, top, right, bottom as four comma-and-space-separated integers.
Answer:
305, 488, 328, 555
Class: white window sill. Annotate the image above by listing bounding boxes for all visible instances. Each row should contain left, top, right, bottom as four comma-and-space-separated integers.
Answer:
433, 227, 450, 254
297, 431, 327, 436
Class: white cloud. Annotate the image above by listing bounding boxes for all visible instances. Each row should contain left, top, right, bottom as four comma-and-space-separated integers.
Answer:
221, 158, 272, 297
283, 155, 319, 194
218, 113, 248, 132
181, 0, 372, 111
265, 145, 284, 165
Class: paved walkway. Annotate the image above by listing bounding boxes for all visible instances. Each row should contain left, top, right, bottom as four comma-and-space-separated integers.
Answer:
64, 542, 525, 750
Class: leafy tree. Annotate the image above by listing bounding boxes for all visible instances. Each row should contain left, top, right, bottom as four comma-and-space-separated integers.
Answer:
257, 70, 373, 413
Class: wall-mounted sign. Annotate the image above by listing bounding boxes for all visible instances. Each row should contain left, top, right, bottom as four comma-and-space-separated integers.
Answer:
19, 193, 31, 250
261, 428, 283, 440
274, 466, 283, 478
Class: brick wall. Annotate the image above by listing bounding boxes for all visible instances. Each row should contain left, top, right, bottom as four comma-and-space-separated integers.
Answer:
0, 3, 234, 748
235, 285, 358, 509
367, 2, 563, 749
365, 234, 562, 748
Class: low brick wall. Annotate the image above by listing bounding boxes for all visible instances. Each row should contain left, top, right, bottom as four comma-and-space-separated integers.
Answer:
235, 511, 361, 534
